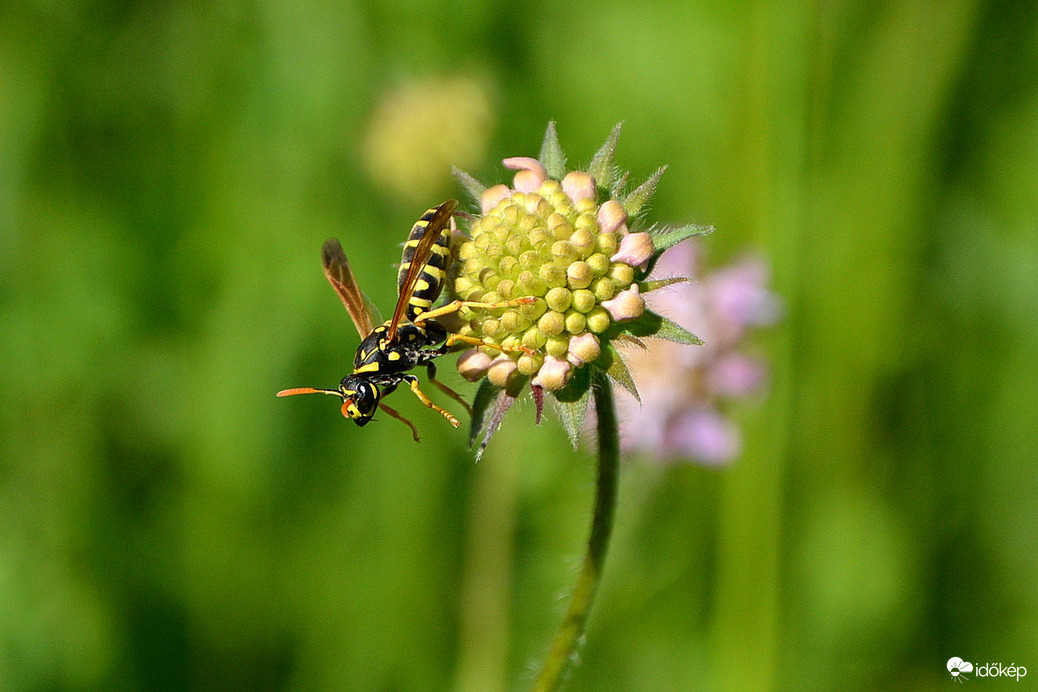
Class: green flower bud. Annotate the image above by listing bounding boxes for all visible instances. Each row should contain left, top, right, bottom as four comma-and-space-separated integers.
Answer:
519, 297, 548, 321
591, 276, 617, 302
538, 310, 566, 337
501, 255, 522, 279
481, 318, 501, 338
587, 306, 612, 333
448, 124, 705, 455
539, 263, 567, 288
586, 252, 611, 277
522, 325, 548, 350
517, 351, 545, 376
529, 228, 553, 250
538, 179, 562, 196
545, 286, 573, 313
463, 258, 482, 277
595, 232, 619, 256
518, 270, 547, 296
518, 210, 545, 233
567, 261, 593, 289
571, 289, 596, 313
570, 228, 596, 257
574, 212, 598, 233
551, 240, 579, 265
479, 266, 499, 287
564, 310, 587, 334
499, 310, 522, 334
547, 212, 573, 239
574, 197, 597, 214
494, 278, 513, 299
455, 276, 477, 297
505, 234, 526, 256
608, 262, 635, 287
519, 250, 542, 270
545, 335, 570, 358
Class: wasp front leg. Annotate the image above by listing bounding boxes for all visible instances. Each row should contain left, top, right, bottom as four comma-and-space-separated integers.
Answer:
442, 332, 535, 357
412, 296, 537, 326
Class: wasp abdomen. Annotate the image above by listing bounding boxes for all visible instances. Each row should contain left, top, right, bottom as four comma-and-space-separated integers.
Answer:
398, 205, 453, 322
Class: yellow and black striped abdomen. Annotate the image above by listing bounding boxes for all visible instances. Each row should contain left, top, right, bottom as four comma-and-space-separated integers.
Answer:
397, 206, 453, 322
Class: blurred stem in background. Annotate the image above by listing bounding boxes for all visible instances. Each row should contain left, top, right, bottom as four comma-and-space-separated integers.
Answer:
709, 1, 981, 689
454, 442, 520, 692
707, 3, 808, 688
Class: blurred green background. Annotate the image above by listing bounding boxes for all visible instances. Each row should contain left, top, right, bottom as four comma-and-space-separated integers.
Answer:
2, 0, 1036, 690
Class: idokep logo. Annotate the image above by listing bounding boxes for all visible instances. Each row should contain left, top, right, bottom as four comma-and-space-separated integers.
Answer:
948, 658, 973, 682
947, 657, 1028, 682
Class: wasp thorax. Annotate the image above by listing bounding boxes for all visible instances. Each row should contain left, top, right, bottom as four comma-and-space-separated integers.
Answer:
454, 164, 646, 391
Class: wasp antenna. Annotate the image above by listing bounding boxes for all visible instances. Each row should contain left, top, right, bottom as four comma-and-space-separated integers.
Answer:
276, 387, 341, 397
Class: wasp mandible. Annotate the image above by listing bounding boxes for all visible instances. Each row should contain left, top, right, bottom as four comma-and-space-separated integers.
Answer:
277, 199, 534, 441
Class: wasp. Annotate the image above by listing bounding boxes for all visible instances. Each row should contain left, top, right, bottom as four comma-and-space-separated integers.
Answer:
278, 199, 533, 441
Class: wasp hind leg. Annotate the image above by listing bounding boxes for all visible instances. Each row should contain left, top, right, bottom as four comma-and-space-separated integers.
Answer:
403, 374, 461, 428
378, 402, 421, 443
425, 362, 473, 417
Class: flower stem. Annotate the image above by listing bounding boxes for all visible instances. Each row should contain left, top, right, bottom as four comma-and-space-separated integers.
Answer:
533, 372, 619, 691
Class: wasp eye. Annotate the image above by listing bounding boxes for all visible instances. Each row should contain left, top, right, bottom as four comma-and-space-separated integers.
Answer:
354, 382, 379, 413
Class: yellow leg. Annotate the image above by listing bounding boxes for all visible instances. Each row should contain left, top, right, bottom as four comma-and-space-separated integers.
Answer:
413, 296, 536, 324
378, 402, 421, 443
408, 378, 461, 428
427, 374, 474, 417
445, 332, 535, 357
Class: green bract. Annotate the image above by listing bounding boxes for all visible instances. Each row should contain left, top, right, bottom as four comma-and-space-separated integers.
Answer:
452, 123, 713, 456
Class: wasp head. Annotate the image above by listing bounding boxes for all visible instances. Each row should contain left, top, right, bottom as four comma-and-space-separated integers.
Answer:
276, 376, 381, 426
337, 376, 380, 425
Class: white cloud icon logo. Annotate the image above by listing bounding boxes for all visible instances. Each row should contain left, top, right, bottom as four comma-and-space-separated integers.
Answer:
948, 657, 974, 681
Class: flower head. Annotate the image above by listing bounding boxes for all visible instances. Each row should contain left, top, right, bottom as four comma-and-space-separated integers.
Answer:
452, 123, 713, 457
617, 239, 781, 465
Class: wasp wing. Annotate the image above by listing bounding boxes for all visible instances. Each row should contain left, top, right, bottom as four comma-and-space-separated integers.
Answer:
321, 238, 382, 339
386, 199, 458, 342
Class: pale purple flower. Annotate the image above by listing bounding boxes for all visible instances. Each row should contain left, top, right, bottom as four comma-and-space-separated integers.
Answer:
669, 408, 742, 467
618, 239, 780, 465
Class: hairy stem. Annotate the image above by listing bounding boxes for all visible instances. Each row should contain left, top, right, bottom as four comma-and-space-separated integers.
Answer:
533, 372, 619, 691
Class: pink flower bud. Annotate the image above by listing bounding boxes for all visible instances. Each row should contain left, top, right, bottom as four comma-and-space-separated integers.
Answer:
602, 284, 645, 321
481, 184, 512, 214
531, 355, 572, 391
610, 232, 655, 270
598, 200, 628, 234
457, 348, 493, 381
567, 333, 601, 366
487, 356, 519, 388
502, 157, 547, 192
561, 171, 595, 202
